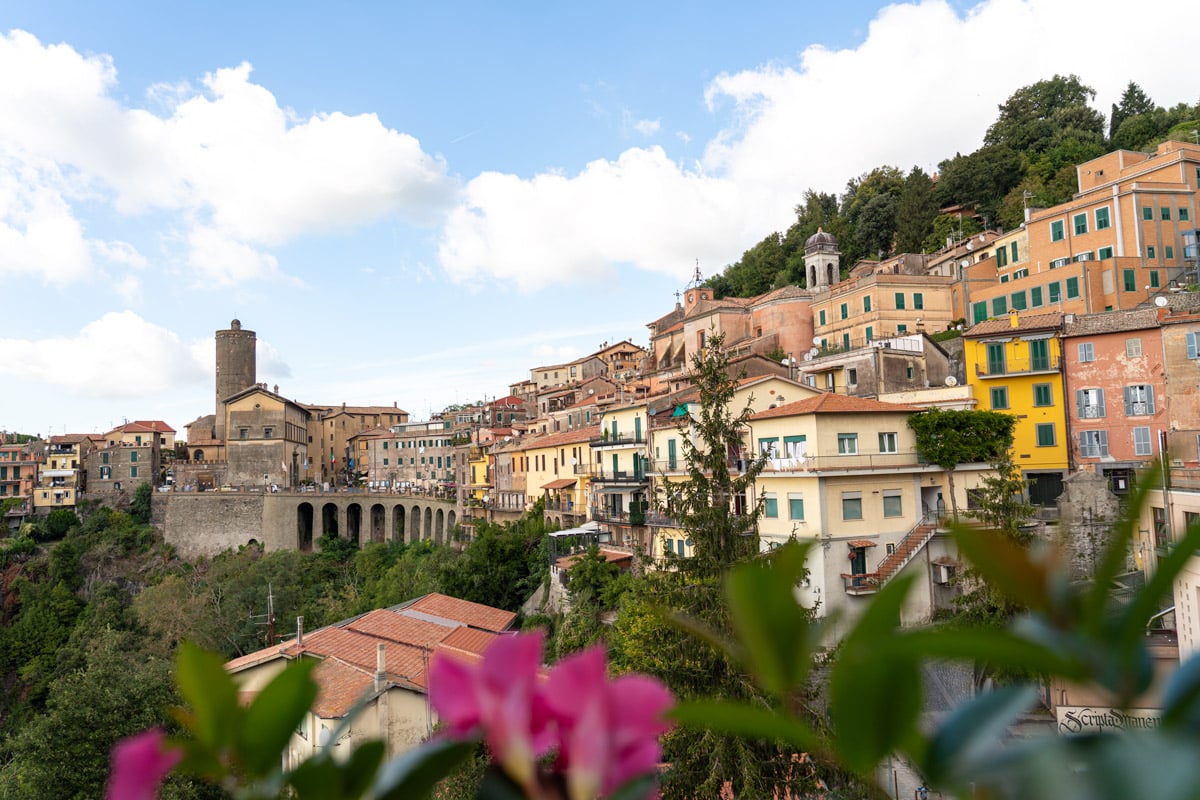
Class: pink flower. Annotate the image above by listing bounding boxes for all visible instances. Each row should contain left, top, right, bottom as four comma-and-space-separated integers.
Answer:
106, 729, 182, 800
429, 630, 554, 791
544, 646, 674, 800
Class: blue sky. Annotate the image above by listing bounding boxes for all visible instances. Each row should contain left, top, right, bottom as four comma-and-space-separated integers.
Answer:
3, 0, 1199, 437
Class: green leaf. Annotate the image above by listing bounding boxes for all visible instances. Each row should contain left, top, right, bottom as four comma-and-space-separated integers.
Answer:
608, 773, 658, 800
952, 526, 1051, 612
176, 641, 241, 751
922, 684, 1038, 785
238, 660, 318, 777
892, 628, 1085, 681
725, 540, 816, 696
288, 757, 341, 799
1162, 653, 1200, 730
476, 765, 528, 800
669, 699, 819, 750
340, 739, 386, 798
372, 737, 477, 800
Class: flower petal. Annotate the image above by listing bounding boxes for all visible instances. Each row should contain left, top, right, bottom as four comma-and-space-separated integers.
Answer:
106, 729, 182, 800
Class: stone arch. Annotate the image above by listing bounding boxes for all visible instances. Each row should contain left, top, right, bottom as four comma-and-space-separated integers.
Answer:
424, 507, 434, 544
193, 449, 204, 462
410, 504, 422, 540
370, 503, 385, 543
435, 508, 445, 542
808, 266, 816, 287
322, 503, 339, 537
393, 504, 406, 542
827, 263, 835, 286
297, 502, 314, 552
347, 503, 362, 544
446, 510, 457, 535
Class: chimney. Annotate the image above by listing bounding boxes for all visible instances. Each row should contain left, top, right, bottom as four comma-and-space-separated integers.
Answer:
297, 616, 304, 647
1009, 310, 1020, 328
273, 384, 279, 394
342, 402, 346, 410
374, 643, 386, 693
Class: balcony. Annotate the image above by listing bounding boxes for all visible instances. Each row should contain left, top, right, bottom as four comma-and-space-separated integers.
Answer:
589, 433, 645, 449
841, 573, 881, 595
759, 452, 924, 473
589, 468, 648, 484
975, 353, 1060, 378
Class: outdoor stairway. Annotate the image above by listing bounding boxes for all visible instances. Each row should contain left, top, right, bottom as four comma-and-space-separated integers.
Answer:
842, 513, 940, 595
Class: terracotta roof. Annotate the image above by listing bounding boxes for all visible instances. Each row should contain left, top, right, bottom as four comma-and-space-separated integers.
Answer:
965, 312, 1062, 337
131, 420, 176, 432
488, 395, 525, 407
542, 477, 577, 490
310, 657, 377, 718
438, 626, 498, 657
48, 433, 92, 444
520, 425, 601, 450
1062, 308, 1161, 338
847, 539, 878, 548
400, 593, 517, 633
555, 548, 634, 570
347, 609, 458, 647
750, 393, 921, 421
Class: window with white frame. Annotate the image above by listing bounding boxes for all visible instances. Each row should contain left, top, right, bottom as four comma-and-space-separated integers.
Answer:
878, 432, 898, 453
1077, 342, 1095, 362
788, 493, 805, 520
1188, 332, 1200, 359
1079, 430, 1109, 458
837, 433, 858, 455
764, 493, 778, 518
1133, 427, 1153, 457
842, 491, 863, 520
1124, 385, 1156, 416
883, 490, 902, 518
783, 435, 807, 459
1076, 388, 1105, 419
759, 437, 779, 458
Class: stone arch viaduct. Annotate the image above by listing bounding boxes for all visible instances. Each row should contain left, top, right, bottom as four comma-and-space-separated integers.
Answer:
157, 492, 460, 559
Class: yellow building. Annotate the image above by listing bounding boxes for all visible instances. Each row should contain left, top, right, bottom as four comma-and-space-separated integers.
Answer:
589, 402, 651, 549
747, 394, 990, 638
521, 425, 598, 528
962, 311, 1067, 505
34, 433, 100, 511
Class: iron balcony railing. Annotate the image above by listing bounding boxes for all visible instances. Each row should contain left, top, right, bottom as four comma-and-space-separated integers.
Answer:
589, 433, 646, 448
975, 353, 1060, 377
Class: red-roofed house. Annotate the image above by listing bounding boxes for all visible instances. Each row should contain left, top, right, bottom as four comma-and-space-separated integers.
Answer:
225, 593, 515, 769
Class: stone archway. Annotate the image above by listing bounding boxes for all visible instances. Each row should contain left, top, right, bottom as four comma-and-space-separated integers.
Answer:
393, 505, 406, 542
297, 502, 314, 552
322, 503, 339, 537
347, 503, 362, 544
436, 509, 445, 542
370, 503, 385, 543
410, 505, 422, 541
424, 507, 434, 544
446, 510, 457, 536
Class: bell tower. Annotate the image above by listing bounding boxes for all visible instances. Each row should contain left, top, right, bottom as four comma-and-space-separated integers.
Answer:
214, 319, 257, 442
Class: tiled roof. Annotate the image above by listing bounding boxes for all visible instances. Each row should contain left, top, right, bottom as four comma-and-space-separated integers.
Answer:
438, 626, 497, 657
965, 312, 1062, 337
520, 425, 601, 451
130, 420, 176, 432
48, 433, 92, 444
310, 657, 377, 718
400, 593, 517, 633
1062, 308, 1161, 338
750, 393, 920, 421
347, 609, 457, 647
555, 548, 634, 570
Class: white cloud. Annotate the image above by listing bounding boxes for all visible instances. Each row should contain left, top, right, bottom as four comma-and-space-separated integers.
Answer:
186, 226, 284, 287
0, 311, 208, 396
0, 32, 457, 286
437, 0, 1200, 290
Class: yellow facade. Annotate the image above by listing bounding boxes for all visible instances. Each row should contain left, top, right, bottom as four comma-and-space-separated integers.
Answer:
963, 311, 1068, 501
521, 426, 597, 524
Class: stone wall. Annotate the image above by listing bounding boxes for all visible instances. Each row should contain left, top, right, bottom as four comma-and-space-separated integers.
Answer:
159, 493, 267, 559
1056, 470, 1128, 580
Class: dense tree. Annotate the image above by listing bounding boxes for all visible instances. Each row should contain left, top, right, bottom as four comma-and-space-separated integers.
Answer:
130, 481, 153, 524
907, 409, 1015, 519
893, 167, 938, 253
1109, 81, 1156, 139
438, 512, 549, 612
934, 144, 1023, 228
839, 166, 904, 265
922, 212, 983, 254
984, 74, 1104, 156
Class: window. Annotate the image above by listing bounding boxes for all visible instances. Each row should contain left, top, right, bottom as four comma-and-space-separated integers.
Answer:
1166, 246, 1175, 260
1000, 273, 1010, 284
863, 296, 872, 312
865, 326, 873, 341
997, 246, 1008, 268
896, 324, 907, 334
1133, 427, 1153, 457
1143, 206, 1153, 221
1181, 208, 1190, 221
1034, 383, 1052, 407
913, 293, 924, 310
1074, 252, 1093, 262
840, 303, 849, 320
240, 428, 248, 440
1126, 338, 1143, 358
990, 387, 1009, 409
788, 495, 805, 521
1011, 291, 1027, 311
1095, 207, 1111, 230
1189, 331, 1200, 359
764, 494, 778, 518
842, 493, 863, 520
878, 432, 898, 453
1123, 270, 1136, 292
973, 301, 988, 323
1036, 423, 1056, 447
895, 292, 906, 310
819, 309, 826, 325
1048, 282, 1062, 303
842, 333, 851, 350
837, 433, 858, 455
263, 426, 273, 438
1150, 270, 1160, 288
1073, 212, 1088, 235
883, 490, 902, 518
847, 368, 858, 385
1077, 387, 1105, 418
1098, 246, 1113, 259
1011, 241, 1019, 263
100, 465, 111, 480
783, 435, 807, 459
1066, 277, 1080, 299
382, 441, 388, 449
1162, 207, 1172, 221
986, 342, 1006, 374
759, 437, 779, 458
1124, 385, 1156, 415
1050, 258, 1069, 268
1031, 286, 1044, 307
383, 458, 389, 466
1013, 268, 1029, 280
1050, 220, 1064, 241
1147, 245, 1156, 259
992, 296, 1007, 316
906, 365, 914, 379
130, 466, 138, 478
1079, 430, 1109, 458
1077, 342, 1094, 362
102, 452, 109, 464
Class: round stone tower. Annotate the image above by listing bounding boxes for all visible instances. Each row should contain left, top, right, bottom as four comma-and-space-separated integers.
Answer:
214, 319, 257, 442
804, 228, 841, 292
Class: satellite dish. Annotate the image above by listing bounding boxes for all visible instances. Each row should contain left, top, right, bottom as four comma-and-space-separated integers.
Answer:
803, 353, 814, 362
809, 347, 819, 356
813, 337, 822, 346
570, 458, 577, 465
1154, 295, 1169, 307
945, 376, 959, 387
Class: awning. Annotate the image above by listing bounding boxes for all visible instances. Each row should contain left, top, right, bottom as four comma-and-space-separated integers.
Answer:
847, 539, 877, 548
595, 486, 632, 495
542, 478, 577, 490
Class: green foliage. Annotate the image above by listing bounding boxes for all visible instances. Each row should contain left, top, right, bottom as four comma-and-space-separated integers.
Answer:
922, 211, 984, 254
1109, 81, 1156, 139
318, 533, 359, 561
438, 516, 548, 612
43, 507, 80, 540
893, 167, 938, 254
131, 481, 154, 524
907, 409, 1015, 518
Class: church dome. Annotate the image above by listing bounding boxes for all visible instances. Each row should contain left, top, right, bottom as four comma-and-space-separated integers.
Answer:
805, 228, 837, 252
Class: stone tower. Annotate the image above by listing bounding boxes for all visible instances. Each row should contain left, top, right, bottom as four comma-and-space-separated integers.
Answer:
804, 228, 840, 292
214, 319, 256, 442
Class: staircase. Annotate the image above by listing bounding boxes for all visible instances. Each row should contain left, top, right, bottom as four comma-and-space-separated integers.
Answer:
841, 512, 941, 595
